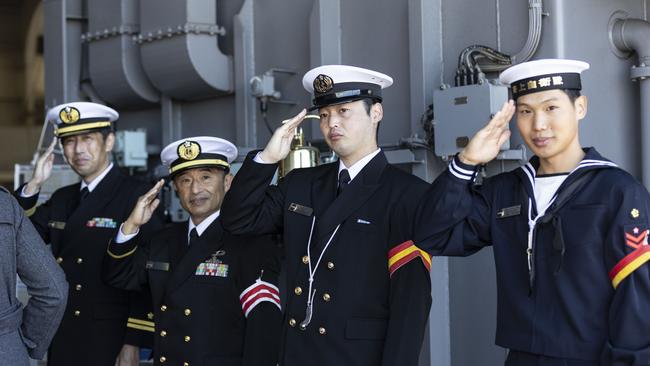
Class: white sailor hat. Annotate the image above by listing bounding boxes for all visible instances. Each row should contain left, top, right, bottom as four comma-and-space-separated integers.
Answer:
161, 136, 238, 176
499, 59, 590, 100
302, 65, 393, 110
47, 102, 118, 138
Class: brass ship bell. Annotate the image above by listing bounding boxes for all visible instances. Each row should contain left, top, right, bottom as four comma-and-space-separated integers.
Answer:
279, 128, 319, 178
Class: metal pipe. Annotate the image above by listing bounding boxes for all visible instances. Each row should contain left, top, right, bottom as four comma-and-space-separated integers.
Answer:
640, 78, 650, 187
611, 17, 650, 186
612, 18, 650, 64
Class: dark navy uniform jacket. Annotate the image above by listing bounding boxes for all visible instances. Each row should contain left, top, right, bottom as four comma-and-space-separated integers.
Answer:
14, 166, 162, 366
415, 148, 650, 365
221, 151, 432, 366
103, 218, 282, 366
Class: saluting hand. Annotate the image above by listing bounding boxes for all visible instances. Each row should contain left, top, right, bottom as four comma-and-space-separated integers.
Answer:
24, 137, 57, 196
459, 100, 516, 165
259, 109, 307, 164
122, 179, 164, 235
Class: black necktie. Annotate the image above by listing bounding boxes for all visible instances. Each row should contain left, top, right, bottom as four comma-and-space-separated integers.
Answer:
80, 187, 90, 201
337, 169, 351, 196
188, 228, 199, 246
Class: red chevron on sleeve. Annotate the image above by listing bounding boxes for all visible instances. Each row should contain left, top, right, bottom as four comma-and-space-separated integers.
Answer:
625, 228, 648, 249
240, 279, 281, 317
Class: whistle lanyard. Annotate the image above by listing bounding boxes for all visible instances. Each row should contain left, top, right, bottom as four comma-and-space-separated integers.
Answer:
525, 194, 558, 288
299, 216, 341, 330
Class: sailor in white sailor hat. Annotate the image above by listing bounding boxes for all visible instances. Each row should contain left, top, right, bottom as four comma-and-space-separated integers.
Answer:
106, 135, 282, 366
416, 59, 650, 364
220, 65, 433, 364
458, 58, 590, 169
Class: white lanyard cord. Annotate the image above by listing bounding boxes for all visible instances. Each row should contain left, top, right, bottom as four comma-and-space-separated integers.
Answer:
526, 194, 558, 273
300, 216, 341, 329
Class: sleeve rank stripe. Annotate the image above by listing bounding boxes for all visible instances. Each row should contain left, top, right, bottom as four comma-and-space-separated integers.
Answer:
127, 317, 155, 327
25, 206, 36, 217
609, 246, 650, 289
126, 321, 155, 332
107, 245, 137, 259
388, 240, 432, 277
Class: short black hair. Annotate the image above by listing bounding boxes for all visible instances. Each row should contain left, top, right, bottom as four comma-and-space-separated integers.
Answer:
360, 98, 380, 116
359, 98, 381, 139
561, 89, 581, 103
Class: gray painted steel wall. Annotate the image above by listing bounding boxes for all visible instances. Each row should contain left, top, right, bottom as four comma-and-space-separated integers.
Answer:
42, 1, 650, 365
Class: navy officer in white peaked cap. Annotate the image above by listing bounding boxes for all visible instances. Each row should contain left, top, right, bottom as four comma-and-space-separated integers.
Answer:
14, 101, 162, 366
416, 58, 650, 365
221, 65, 433, 365
103, 136, 282, 366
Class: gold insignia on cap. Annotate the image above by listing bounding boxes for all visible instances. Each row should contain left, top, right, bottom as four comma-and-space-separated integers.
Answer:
177, 141, 201, 161
313, 74, 334, 94
631, 208, 640, 219
527, 80, 538, 90
59, 106, 80, 124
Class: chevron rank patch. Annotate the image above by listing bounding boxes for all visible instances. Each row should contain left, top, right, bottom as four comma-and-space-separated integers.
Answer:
609, 225, 650, 289
625, 226, 648, 249
240, 279, 281, 317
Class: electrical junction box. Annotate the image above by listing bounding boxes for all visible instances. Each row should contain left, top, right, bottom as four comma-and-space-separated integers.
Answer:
433, 82, 509, 157
114, 130, 148, 168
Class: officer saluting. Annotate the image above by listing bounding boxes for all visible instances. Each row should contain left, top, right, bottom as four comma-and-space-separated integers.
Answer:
416, 59, 650, 365
221, 66, 432, 365
103, 136, 282, 366
15, 102, 162, 366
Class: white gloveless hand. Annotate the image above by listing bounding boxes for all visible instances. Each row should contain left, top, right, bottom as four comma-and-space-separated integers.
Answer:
259, 109, 307, 164
459, 100, 516, 165
114, 344, 139, 366
122, 179, 164, 235
24, 137, 58, 195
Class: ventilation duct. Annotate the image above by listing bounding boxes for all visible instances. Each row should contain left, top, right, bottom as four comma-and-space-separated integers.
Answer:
138, 0, 233, 100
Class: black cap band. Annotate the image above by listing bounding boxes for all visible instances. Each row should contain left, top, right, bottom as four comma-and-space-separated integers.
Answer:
56, 118, 114, 138
169, 153, 230, 176
311, 82, 382, 109
510, 73, 582, 100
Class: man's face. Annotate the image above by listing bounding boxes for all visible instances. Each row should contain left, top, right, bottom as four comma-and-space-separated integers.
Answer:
516, 89, 587, 162
61, 131, 114, 180
172, 168, 232, 224
318, 100, 382, 159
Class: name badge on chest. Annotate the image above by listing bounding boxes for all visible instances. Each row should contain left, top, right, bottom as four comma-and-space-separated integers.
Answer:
145, 261, 170, 271
48, 221, 66, 230
288, 203, 313, 217
496, 205, 521, 218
